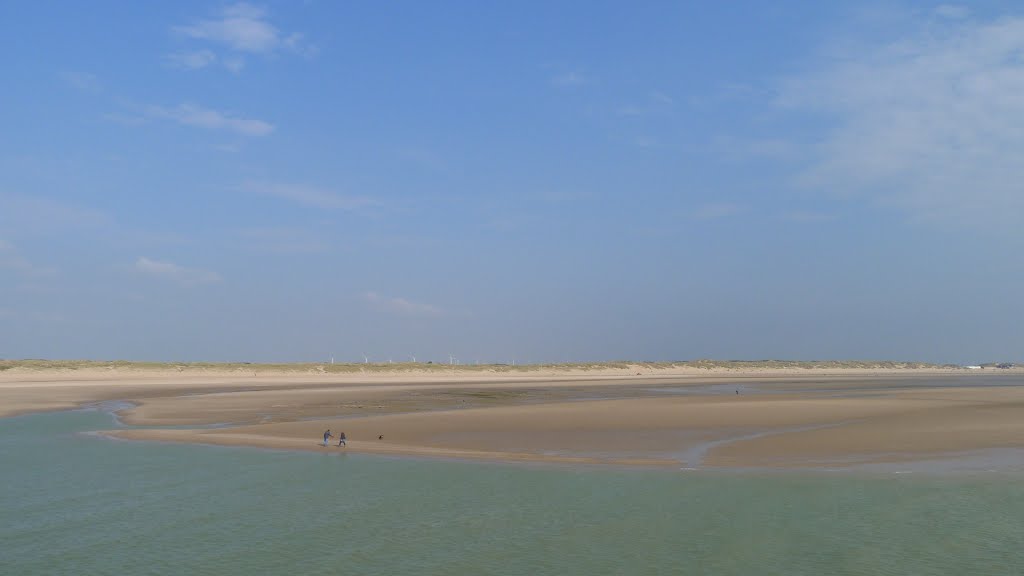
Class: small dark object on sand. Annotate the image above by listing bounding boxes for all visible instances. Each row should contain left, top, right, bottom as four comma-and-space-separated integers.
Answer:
378, 435, 384, 440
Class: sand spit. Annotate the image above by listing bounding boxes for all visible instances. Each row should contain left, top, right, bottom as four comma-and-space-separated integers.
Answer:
4, 362, 1024, 468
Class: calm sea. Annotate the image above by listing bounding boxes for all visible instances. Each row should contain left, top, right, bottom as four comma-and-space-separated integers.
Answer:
2, 408, 1022, 575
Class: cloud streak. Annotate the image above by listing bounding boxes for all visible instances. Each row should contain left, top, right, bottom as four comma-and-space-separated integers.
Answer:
779, 210, 834, 223
0, 240, 57, 278
245, 182, 378, 210
693, 202, 746, 220
61, 71, 101, 93
147, 103, 274, 136
136, 257, 221, 286
171, 2, 313, 70
365, 292, 443, 317
234, 227, 329, 254
617, 91, 675, 117
0, 194, 108, 232
165, 50, 217, 70
934, 4, 970, 20
780, 14, 1024, 229
176, 3, 287, 53
551, 71, 587, 87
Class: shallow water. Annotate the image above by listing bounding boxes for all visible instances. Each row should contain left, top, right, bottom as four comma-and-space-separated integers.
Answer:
2, 409, 1023, 575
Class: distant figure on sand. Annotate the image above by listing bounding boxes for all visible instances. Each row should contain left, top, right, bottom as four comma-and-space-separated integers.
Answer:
337, 431, 347, 447
378, 435, 383, 440
322, 429, 333, 446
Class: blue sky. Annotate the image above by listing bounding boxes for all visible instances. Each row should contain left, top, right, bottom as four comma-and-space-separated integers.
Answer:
2, 1, 1023, 364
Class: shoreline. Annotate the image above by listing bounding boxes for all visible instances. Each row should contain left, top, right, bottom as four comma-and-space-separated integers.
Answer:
0, 365, 983, 420
5, 366, 1024, 470
96, 427, 1024, 476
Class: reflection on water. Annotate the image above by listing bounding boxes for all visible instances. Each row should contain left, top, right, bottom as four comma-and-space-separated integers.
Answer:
2, 409, 1024, 575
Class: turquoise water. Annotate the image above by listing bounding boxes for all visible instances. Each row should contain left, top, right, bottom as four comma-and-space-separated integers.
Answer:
2, 410, 1023, 575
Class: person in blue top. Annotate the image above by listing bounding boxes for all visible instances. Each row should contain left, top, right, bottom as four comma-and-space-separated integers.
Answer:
322, 429, 333, 446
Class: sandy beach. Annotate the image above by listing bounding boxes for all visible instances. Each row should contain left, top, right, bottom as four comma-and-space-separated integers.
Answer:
3, 362, 1023, 469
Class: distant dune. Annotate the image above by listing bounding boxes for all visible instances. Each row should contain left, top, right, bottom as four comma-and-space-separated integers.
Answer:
0, 358, 971, 376
3, 358, 1023, 468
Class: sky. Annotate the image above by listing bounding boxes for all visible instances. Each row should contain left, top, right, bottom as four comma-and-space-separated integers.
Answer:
2, 1, 1023, 364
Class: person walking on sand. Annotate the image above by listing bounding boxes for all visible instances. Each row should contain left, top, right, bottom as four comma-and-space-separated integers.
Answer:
337, 431, 347, 447
322, 429, 333, 447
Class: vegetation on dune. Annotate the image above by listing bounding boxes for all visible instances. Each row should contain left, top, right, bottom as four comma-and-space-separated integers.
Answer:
0, 358, 964, 373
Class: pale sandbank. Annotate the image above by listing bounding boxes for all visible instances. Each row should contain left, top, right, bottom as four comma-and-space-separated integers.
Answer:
3, 361, 1023, 469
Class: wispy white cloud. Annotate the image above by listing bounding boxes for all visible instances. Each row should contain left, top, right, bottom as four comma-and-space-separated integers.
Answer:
222, 57, 246, 73
0, 240, 57, 278
60, 71, 101, 93
651, 91, 674, 105
692, 202, 747, 220
779, 210, 834, 223
171, 2, 314, 71
235, 227, 329, 254
0, 193, 109, 232
714, 136, 796, 161
742, 138, 795, 159
780, 14, 1024, 229
165, 49, 217, 70
552, 71, 587, 87
147, 103, 274, 136
136, 257, 221, 286
364, 291, 443, 317
717, 82, 765, 101
175, 3, 281, 52
617, 91, 675, 117
244, 181, 379, 210
397, 148, 449, 174
102, 112, 149, 127
935, 4, 970, 20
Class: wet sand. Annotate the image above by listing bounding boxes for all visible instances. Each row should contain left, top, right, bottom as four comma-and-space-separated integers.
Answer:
3, 366, 1023, 468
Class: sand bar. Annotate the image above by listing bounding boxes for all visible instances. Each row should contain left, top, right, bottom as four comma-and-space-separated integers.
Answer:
3, 363, 1023, 468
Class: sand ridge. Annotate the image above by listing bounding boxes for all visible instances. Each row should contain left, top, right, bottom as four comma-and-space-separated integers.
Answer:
3, 364, 1023, 468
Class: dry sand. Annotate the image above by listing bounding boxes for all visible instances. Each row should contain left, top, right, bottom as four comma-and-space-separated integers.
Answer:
3, 364, 1023, 468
